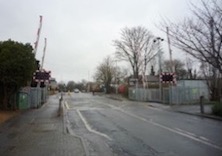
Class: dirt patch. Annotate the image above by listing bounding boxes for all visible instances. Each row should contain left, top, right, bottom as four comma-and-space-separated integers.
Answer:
0, 110, 20, 124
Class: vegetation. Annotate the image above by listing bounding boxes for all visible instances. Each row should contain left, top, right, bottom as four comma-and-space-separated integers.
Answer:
94, 56, 116, 93
57, 81, 66, 92
66, 81, 75, 91
163, 59, 187, 79
58, 80, 87, 92
163, 0, 222, 74
0, 40, 35, 109
162, 0, 222, 101
114, 26, 157, 79
212, 103, 222, 117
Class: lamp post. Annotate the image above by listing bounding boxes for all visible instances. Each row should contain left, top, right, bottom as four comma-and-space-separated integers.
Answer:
153, 37, 164, 103
115, 60, 118, 94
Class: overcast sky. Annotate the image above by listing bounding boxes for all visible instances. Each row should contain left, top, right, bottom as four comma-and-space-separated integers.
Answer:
0, 0, 197, 83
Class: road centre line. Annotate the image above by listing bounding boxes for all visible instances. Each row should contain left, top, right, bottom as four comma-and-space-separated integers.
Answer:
77, 109, 112, 141
93, 100, 222, 151
175, 128, 196, 137
175, 128, 210, 142
68, 107, 104, 111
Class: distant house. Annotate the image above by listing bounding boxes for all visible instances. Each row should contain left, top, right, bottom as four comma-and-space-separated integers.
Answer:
127, 75, 159, 88
86, 82, 102, 92
49, 78, 58, 91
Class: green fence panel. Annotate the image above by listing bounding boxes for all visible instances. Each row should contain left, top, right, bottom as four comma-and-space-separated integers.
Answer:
18, 93, 29, 109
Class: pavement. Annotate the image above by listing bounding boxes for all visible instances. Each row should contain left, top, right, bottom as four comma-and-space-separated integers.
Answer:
169, 104, 222, 121
0, 94, 86, 156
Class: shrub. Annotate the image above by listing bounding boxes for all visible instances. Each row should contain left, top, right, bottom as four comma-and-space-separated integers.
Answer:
212, 103, 222, 117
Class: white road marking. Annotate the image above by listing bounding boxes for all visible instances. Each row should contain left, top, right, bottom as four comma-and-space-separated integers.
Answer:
119, 104, 128, 108
145, 105, 164, 112
70, 107, 104, 111
174, 128, 210, 142
175, 128, 196, 137
77, 109, 112, 141
65, 101, 70, 109
122, 110, 222, 151
93, 100, 222, 151
200, 136, 210, 142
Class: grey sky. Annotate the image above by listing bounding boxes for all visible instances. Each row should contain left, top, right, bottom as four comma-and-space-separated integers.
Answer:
0, 0, 195, 83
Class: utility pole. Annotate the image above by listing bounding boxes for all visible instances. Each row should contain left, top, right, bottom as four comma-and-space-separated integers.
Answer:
115, 60, 118, 94
143, 55, 147, 101
33, 15, 43, 57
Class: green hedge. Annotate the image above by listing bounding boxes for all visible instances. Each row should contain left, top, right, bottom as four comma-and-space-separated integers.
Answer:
212, 103, 222, 117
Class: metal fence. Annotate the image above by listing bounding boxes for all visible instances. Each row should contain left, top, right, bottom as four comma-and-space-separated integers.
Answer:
17, 87, 48, 109
128, 85, 209, 105
169, 86, 209, 104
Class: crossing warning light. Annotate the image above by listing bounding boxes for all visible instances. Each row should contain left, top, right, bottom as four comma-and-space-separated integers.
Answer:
160, 72, 176, 84
33, 70, 51, 82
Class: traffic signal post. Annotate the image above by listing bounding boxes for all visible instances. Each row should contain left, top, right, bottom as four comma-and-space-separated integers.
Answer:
160, 72, 176, 105
32, 69, 51, 107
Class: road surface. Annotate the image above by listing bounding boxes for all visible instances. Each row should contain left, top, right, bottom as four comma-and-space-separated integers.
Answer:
64, 92, 222, 156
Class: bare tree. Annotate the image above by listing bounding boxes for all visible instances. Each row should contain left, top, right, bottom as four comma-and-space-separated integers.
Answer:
66, 81, 75, 91
200, 61, 220, 100
113, 66, 128, 84
161, 0, 222, 101
163, 59, 187, 79
163, 0, 222, 74
113, 26, 156, 79
185, 57, 194, 79
94, 56, 115, 93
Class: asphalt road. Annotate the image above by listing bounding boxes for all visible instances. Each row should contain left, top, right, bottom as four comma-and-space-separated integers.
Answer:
64, 92, 222, 156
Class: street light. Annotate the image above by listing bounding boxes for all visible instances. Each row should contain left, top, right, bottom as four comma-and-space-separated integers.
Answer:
153, 37, 164, 73
153, 37, 164, 103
